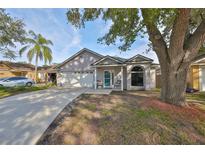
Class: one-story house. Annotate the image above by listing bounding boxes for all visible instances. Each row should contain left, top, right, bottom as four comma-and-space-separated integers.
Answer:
56, 48, 159, 90
0, 61, 35, 79
0, 61, 57, 83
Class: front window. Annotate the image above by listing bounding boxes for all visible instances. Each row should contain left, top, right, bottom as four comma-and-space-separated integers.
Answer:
131, 66, 144, 86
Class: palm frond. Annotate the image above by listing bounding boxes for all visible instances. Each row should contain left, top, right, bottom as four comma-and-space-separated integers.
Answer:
42, 46, 53, 64
46, 39, 53, 45
19, 45, 29, 57
34, 44, 41, 52
28, 30, 37, 39
38, 49, 43, 61
24, 38, 37, 44
27, 48, 36, 62
20, 30, 53, 65
38, 35, 53, 45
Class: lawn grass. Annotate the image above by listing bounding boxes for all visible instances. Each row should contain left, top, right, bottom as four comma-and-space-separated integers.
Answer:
186, 92, 205, 103
152, 88, 205, 103
38, 91, 205, 145
0, 84, 52, 99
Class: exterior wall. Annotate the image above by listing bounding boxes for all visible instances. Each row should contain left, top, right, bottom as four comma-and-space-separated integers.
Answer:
96, 64, 155, 90
59, 51, 101, 72
0, 64, 14, 78
96, 66, 124, 89
187, 67, 192, 88
123, 67, 127, 89
150, 69, 156, 89
37, 72, 47, 83
26, 72, 35, 80
0, 70, 35, 80
126, 63, 152, 90
156, 74, 161, 88
0, 70, 17, 78
199, 65, 205, 91
191, 65, 200, 90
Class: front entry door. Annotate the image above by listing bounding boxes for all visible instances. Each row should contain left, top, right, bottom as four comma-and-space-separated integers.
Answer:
104, 71, 111, 88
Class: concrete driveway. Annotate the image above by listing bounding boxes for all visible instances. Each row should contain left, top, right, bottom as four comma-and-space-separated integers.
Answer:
0, 88, 87, 144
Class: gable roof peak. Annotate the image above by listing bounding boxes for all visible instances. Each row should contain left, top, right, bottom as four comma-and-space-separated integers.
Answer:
126, 54, 153, 62
91, 55, 124, 66
55, 48, 104, 68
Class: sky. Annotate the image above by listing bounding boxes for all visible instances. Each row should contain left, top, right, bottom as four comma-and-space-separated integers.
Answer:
1, 9, 159, 66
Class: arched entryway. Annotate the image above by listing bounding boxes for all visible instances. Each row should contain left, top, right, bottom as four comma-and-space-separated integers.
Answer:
131, 66, 144, 87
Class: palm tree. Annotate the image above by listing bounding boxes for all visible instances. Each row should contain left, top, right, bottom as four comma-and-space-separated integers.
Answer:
19, 30, 53, 83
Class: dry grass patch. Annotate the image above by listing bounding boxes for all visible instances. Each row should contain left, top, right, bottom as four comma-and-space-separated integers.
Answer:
38, 91, 205, 145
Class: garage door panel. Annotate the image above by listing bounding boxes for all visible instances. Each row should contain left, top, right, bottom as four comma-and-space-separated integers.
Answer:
58, 72, 93, 88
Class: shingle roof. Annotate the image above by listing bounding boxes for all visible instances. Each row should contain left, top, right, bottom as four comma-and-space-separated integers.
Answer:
110, 56, 127, 62
192, 53, 205, 62
0, 61, 56, 71
0, 61, 35, 70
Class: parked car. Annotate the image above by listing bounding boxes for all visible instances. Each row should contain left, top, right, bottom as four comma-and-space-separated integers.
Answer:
186, 88, 199, 93
0, 77, 35, 87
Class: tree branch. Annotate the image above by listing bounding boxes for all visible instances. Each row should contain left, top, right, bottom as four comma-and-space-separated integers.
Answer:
169, 9, 191, 57
141, 9, 170, 63
184, 19, 205, 58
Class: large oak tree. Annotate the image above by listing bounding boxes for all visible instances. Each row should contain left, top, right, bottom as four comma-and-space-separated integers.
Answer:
66, 8, 205, 106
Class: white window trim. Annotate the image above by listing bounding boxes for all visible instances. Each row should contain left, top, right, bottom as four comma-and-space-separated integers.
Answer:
103, 70, 114, 88
130, 66, 145, 88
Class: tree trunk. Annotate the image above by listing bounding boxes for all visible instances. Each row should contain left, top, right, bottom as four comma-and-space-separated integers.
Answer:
141, 9, 205, 106
160, 62, 189, 106
35, 55, 38, 83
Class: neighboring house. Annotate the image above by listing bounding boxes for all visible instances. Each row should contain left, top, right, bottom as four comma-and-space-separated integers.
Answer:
187, 54, 205, 91
56, 48, 159, 90
0, 61, 35, 80
0, 61, 57, 84
37, 65, 57, 83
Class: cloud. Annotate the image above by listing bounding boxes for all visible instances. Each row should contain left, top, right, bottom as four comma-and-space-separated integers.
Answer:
3, 9, 158, 66
99, 20, 113, 35
6, 9, 83, 65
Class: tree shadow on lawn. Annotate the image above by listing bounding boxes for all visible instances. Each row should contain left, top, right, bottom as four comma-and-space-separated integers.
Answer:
37, 91, 205, 145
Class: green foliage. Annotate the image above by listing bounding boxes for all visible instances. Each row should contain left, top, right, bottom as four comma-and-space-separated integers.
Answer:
0, 85, 50, 99
19, 30, 53, 65
186, 92, 205, 103
84, 103, 97, 111
0, 9, 26, 59
19, 30, 53, 82
67, 8, 205, 52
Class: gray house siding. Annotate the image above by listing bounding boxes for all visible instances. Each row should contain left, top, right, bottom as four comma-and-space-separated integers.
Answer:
57, 49, 102, 87
60, 51, 101, 72
56, 48, 157, 90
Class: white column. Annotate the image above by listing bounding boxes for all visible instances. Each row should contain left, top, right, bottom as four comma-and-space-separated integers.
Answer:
121, 66, 123, 91
94, 68, 97, 89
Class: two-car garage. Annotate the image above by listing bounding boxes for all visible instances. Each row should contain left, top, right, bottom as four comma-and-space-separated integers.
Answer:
55, 48, 103, 88
57, 71, 94, 88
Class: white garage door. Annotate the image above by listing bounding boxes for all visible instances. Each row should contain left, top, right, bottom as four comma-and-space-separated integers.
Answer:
202, 68, 205, 91
58, 72, 94, 88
